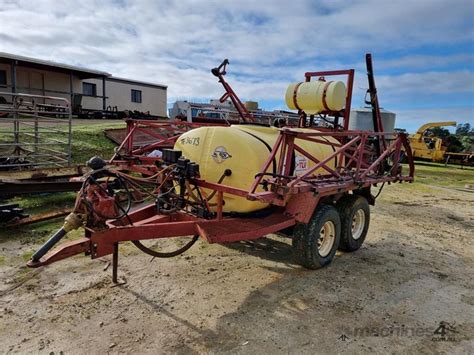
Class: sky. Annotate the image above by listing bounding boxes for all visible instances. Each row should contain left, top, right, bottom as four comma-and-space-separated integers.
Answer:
0, 0, 473, 132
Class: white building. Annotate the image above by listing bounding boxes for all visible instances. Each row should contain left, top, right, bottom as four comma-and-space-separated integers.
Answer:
0, 52, 167, 117
169, 99, 300, 125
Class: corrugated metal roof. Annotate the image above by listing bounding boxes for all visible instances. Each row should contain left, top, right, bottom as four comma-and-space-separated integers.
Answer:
0, 52, 111, 77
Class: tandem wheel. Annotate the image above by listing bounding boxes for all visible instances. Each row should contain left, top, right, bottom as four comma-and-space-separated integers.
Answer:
336, 194, 370, 252
292, 204, 341, 269
291, 195, 370, 269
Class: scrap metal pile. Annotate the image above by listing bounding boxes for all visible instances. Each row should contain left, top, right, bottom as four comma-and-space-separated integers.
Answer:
27, 54, 414, 282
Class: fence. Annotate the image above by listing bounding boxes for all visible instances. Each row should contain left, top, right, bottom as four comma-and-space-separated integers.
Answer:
0, 92, 72, 170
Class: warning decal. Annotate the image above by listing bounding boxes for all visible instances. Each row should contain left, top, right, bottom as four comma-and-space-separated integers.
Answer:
294, 155, 308, 175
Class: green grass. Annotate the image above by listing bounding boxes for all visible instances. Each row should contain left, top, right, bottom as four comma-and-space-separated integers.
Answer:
70, 122, 124, 164
0, 121, 125, 166
0, 217, 64, 244
6, 192, 76, 214
20, 250, 35, 262
409, 162, 474, 189
0, 192, 76, 244
0, 122, 124, 242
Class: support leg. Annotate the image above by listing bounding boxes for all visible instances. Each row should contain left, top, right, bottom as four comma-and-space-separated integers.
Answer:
112, 242, 119, 283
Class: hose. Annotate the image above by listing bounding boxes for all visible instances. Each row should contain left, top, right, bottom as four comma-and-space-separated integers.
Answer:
373, 182, 385, 200
31, 228, 67, 262
30, 213, 83, 262
132, 236, 199, 258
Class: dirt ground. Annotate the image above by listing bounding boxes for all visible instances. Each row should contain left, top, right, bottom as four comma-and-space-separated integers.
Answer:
1, 171, 473, 353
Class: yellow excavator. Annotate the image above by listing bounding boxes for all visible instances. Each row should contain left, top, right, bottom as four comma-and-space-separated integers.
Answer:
409, 121, 457, 162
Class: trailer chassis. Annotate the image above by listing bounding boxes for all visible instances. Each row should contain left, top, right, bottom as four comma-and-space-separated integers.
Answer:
26, 54, 415, 282
27, 127, 414, 280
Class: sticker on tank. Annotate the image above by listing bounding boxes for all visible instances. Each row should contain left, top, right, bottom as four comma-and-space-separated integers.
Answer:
294, 155, 309, 175
212, 146, 232, 163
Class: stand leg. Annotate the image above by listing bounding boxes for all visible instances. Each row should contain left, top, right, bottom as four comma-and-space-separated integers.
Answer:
112, 242, 119, 283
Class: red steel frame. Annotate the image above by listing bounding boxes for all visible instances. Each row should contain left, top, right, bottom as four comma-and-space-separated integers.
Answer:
212, 58, 254, 122
109, 119, 229, 162
112, 69, 355, 164
109, 59, 255, 166
27, 58, 415, 274
108, 70, 355, 177
302, 69, 355, 131
30, 126, 414, 267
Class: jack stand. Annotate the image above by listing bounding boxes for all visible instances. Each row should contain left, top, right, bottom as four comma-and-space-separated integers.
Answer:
112, 242, 119, 283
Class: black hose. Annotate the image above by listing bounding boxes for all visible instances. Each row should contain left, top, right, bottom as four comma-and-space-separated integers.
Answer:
373, 182, 385, 200
83, 168, 198, 258
31, 227, 67, 262
132, 236, 199, 258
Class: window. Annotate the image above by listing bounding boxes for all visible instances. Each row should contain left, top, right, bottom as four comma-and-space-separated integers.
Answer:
131, 89, 142, 103
82, 82, 97, 96
0, 70, 6, 86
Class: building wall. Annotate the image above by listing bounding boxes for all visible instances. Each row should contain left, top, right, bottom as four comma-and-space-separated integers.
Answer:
0, 62, 167, 116
82, 78, 167, 116
0, 62, 82, 104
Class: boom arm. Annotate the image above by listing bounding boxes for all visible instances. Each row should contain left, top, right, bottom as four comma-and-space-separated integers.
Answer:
211, 59, 254, 123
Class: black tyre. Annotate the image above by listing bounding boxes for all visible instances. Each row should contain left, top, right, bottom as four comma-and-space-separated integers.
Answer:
292, 205, 341, 269
337, 195, 370, 252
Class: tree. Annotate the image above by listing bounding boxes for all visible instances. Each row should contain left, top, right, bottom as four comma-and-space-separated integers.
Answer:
423, 122, 473, 152
446, 135, 464, 153
426, 127, 450, 138
456, 123, 473, 136
460, 135, 474, 152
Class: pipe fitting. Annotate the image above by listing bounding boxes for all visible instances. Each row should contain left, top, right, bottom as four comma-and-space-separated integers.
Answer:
63, 213, 83, 232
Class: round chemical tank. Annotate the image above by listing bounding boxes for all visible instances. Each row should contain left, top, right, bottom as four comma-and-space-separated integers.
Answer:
174, 125, 341, 214
285, 80, 346, 114
349, 108, 396, 139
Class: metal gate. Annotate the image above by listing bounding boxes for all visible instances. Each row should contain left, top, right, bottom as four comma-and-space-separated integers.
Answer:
0, 92, 72, 170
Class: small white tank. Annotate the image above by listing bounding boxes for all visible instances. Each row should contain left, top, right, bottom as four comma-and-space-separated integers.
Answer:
285, 81, 346, 114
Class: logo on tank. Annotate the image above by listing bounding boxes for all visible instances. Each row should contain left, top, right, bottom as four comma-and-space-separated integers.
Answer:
294, 155, 308, 175
212, 146, 232, 163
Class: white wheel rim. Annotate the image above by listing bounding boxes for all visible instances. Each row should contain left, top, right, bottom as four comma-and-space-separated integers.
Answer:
318, 221, 336, 257
351, 209, 365, 240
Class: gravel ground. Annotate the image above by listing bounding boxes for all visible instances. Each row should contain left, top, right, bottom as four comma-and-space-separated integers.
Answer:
0, 179, 473, 354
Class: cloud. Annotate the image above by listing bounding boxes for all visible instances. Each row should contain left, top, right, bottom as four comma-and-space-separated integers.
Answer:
378, 71, 474, 95
0, 0, 472, 130
376, 54, 474, 71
